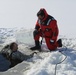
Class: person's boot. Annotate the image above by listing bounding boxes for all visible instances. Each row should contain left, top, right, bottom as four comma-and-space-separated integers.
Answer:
57, 39, 62, 47
30, 41, 41, 51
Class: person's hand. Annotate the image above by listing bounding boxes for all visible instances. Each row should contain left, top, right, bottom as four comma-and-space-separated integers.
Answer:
30, 52, 37, 57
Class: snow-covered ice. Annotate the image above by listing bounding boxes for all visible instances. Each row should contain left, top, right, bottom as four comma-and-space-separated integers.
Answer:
0, 28, 76, 75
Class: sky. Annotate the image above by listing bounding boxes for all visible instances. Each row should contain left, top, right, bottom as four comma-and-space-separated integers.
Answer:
0, 0, 76, 37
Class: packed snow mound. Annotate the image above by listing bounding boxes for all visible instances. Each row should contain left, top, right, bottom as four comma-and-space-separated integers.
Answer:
0, 28, 76, 75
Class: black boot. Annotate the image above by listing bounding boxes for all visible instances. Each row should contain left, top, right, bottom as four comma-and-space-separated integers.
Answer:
57, 39, 62, 47
30, 41, 41, 51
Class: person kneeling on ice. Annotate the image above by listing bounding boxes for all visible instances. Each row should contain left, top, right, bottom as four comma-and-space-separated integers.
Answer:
1, 42, 35, 68
30, 8, 62, 51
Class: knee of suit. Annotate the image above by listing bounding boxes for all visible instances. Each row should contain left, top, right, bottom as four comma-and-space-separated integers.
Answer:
48, 46, 57, 51
46, 43, 57, 50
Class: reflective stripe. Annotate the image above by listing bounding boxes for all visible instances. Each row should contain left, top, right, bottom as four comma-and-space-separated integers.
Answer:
47, 17, 55, 25
47, 19, 51, 25
38, 20, 41, 24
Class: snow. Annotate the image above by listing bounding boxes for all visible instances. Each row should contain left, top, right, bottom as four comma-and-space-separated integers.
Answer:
0, 28, 76, 75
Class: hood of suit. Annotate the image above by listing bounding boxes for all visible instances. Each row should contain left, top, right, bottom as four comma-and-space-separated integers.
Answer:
37, 8, 48, 21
